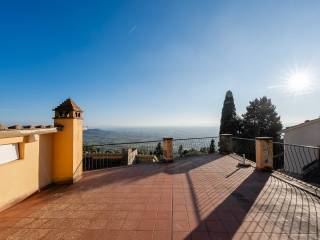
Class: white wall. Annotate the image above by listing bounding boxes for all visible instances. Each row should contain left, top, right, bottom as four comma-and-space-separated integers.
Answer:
284, 121, 320, 176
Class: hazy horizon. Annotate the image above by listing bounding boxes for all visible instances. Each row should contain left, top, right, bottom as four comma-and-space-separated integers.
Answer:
84, 126, 219, 145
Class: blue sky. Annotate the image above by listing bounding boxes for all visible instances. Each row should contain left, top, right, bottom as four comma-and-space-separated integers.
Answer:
1, 0, 320, 128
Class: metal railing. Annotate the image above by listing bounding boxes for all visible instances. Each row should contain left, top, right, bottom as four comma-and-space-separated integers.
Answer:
83, 140, 162, 171
172, 137, 218, 159
232, 137, 256, 162
83, 136, 220, 171
273, 142, 320, 181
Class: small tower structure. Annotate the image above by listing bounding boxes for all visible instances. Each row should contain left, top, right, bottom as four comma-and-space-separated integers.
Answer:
53, 98, 83, 183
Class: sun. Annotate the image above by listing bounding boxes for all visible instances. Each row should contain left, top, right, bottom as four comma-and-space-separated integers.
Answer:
284, 66, 314, 95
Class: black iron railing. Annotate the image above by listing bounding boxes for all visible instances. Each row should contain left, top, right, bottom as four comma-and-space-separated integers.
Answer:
83, 136, 220, 171
172, 137, 218, 159
232, 137, 256, 162
83, 140, 162, 171
273, 142, 320, 181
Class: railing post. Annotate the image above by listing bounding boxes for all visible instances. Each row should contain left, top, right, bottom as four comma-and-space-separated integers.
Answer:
163, 138, 173, 162
255, 137, 273, 170
219, 134, 233, 154
127, 148, 138, 165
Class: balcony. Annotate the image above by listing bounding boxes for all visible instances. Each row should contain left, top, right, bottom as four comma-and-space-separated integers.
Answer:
0, 151, 319, 240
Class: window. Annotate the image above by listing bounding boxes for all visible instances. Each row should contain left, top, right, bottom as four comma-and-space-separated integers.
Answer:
0, 144, 20, 165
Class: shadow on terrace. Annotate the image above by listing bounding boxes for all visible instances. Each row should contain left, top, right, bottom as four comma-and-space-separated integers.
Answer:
72, 154, 221, 193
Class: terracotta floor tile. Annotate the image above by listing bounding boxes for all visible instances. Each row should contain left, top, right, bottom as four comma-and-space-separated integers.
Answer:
0, 155, 319, 240
155, 219, 172, 231
80, 230, 120, 240
158, 204, 172, 212
111, 211, 128, 220
249, 232, 270, 240
41, 218, 68, 229
221, 219, 241, 233
0, 219, 19, 229
191, 231, 211, 240
137, 219, 156, 231
121, 220, 140, 231
172, 231, 191, 240
107, 219, 124, 230
116, 230, 136, 240
133, 230, 153, 240
126, 211, 143, 220
88, 218, 109, 229
153, 231, 171, 240
173, 211, 188, 221
206, 221, 227, 233
208, 232, 231, 240
8, 228, 51, 240
0, 227, 20, 239
141, 211, 157, 219
238, 221, 263, 233
189, 221, 207, 232
145, 204, 158, 211
173, 220, 190, 232
157, 211, 172, 220
131, 204, 145, 211
232, 232, 251, 239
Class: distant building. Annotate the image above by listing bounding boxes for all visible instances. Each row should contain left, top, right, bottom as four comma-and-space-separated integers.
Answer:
282, 118, 320, 177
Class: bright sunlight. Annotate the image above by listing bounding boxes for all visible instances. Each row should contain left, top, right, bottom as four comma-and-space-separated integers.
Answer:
284, 66, 314, 95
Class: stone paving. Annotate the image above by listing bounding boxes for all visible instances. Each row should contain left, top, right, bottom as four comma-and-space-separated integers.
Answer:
0, 154, 319, 240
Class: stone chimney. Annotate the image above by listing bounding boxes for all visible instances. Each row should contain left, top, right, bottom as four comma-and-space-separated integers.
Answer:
52, 98, 83, 183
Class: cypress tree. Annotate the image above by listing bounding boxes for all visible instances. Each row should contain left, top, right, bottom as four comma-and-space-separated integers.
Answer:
219, 90, 240, 135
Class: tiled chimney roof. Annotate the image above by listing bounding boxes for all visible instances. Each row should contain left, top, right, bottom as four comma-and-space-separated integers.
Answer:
53, 98, 82, 112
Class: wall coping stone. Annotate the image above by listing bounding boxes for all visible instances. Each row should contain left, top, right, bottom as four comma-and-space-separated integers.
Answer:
0, 127, 58, 139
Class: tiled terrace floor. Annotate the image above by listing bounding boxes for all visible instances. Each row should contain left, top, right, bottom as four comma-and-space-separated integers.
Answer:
0, 154, 319, 240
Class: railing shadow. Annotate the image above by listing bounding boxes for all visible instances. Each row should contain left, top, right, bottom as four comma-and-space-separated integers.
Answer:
184, 169, 270, 239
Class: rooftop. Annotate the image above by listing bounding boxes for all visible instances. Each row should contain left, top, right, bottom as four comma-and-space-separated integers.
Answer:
282, 117, 320, 133
0, 154, 319, 240
53, 98, 83, 112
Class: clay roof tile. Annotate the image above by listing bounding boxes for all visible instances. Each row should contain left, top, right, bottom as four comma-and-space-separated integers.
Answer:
53, 98, 82, 112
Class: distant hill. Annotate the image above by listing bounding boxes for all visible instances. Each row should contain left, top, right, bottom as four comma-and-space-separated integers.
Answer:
84, 127, 218, 145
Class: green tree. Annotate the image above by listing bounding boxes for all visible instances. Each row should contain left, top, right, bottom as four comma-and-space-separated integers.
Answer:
219, 90, 241, 135
241, 96, 283, 140
209, 139, 216, 153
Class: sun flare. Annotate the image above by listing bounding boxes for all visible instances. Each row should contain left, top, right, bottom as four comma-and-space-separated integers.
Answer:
284, 66, 314, 95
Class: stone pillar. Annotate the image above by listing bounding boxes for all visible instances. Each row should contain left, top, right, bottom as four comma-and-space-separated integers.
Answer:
127, 148, 138, 165
163, 138, 173, 162
255, 137, 273, 170
219, 134, 233, 154
52, 98, 83, 184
